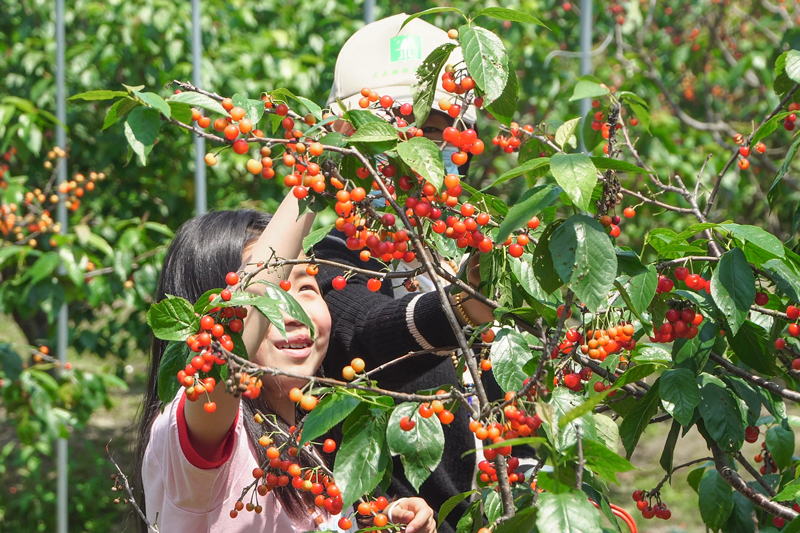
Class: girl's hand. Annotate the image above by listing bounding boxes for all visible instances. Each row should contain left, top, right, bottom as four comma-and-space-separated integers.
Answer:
390, 497, 436, 533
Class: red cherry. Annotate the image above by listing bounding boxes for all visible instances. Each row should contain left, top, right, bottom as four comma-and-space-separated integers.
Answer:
632, 490, 644, 502
674, 267, 689, 281
755, 292, 769, 306
792, 358, 800, 371
788, 305, 800, 320
332, 276, 347, 291
789, 323, 800, 337
204, 402, 217, 413
279, 280, 291, 291
399, 416, 416, 431
226, 272, 240, 286
775, 338, 787, 350
367, 278, 382, 292
338, 517, 352, 530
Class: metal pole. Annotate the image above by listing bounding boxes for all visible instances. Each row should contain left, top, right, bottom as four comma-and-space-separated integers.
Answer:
192, 0, 207, 215
578, 0, 593, 152
55, 1, 69, 532
364, 0, 375, 24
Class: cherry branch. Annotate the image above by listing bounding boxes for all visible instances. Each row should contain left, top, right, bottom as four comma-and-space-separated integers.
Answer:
736, 452, 776, 497
645, 457, 713, 499
216, 342, 469, 404
106, 441, 159, 533
709, 352, 800, 404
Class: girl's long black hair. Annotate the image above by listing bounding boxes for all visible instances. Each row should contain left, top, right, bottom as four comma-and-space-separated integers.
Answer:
132, 210, 323, 531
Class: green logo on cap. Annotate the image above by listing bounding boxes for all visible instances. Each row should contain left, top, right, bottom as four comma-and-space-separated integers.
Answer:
390, 35, 422, 62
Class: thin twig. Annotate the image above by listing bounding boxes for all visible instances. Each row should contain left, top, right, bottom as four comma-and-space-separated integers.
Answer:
106, 441, 159, 533
710, 352, 800, 404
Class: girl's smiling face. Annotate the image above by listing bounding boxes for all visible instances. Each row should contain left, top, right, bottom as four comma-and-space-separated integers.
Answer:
243, 251, 331, 389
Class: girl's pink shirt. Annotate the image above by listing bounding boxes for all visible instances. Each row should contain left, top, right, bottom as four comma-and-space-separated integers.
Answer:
143, 390, 330, 533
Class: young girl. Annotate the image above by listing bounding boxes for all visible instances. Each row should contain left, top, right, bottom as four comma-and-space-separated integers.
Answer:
132, 193, 436, 533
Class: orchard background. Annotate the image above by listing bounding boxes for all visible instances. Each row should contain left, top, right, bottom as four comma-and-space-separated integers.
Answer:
3, 0, 800, 531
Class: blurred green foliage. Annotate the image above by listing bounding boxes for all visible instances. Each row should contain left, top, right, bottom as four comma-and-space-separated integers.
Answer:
2, 0, 800, 530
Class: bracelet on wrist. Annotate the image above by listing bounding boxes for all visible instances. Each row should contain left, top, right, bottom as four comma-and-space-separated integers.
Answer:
454, 292, 480, 328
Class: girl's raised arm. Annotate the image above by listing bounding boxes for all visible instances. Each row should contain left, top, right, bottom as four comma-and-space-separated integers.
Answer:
183, 192, 315, 451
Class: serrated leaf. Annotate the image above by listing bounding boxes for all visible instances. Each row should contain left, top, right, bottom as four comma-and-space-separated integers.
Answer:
555, 117, 582, 150
68, 90, 129, 101
437, 490, 478, 528
134, 91, 171, 118
721, 223, 784, 261
300, 392, 361, 446
334, 406, 390, 509
549, 215, 617, 312
570, 80, 610, 102
386, 403, 444, 491
620, 379, 661, 458
579, 438, 636, 484
400, 8, 467, 32
765, 257, 800, 302
157, 342, 188, 403
536, 491, 603, 533
396, 136, 445, 190
490, 329, 535, 393
348, 121, 399, 143
410, 43, 457, 127
482, 158, 551, 192
458, 25, 508, 104
710, 248, 755, 336
768, 137, 800, 208
147, 297, 199, 341
102, 98, 138, 130
766, 424, 795, 470
231, 93, 264, 125
496, 183, 560, 242
698, 373, 746, 453
124, 106, 160, 166
729, 320, 775, 375
473, 7, 549, 26
549, 153, 598, 212
485, 67, 518, 127
753, 111, 793, 146
659, 368, 701, 426
167, 102, 193, 124
698, 469, 734, 530
168, 91, 228, 116
303, 223, 334, 253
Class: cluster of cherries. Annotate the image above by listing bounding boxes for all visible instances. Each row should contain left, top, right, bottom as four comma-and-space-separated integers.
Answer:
598, 210, 635, 240
490, 122, 534, 154
1, 146, 105, 247
650, 305, 705, 344
557, 366, 603, 393
781, 102, 800, 132
744, 425, 800, 528
631, 490, 672, 520
176, 271, 266, 412
567, 322, 638, 362
774, 305, 800, 372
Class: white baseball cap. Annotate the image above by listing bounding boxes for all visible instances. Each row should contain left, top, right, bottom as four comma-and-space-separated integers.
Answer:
326, 13, 477, 125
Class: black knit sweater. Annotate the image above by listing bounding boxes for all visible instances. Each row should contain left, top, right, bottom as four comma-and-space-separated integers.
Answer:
314, 231, 473, 533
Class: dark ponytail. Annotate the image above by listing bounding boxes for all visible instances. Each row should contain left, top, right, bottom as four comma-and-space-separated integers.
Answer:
131, 210, 322, 531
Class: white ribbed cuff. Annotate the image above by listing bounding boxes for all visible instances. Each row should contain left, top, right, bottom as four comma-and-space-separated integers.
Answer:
406, 294, 435, 350
385, 498, 408, 522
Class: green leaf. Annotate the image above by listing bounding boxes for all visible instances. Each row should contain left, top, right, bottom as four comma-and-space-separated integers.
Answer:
769, 137, 800, 208
559, 387, 616, 430
721, 223, 784, 261
698, 374, 746, 453
753, 111, 793, 146
555, 117, 582, 150
628, 102, 651, 133
589, 157, 648, 174
458, 25, 509, 104
496, 183, 560, 242
485, 67, 519, 127
68, 90, 129, 101
483, 490, 502, 524
549, 153, 598, 213
58, 247, 84, 286
483, 158, 550, 191
348, 121, 399, 143
102, 97, 138, 130
495, 507, 537, 533
631, 344, 672, 365
536, 491, 603, 533
617, 266, 658, 318
773, 478, 800, 501
231, 94, 265, 125
549, 215, 618, 312
570, 80, 610, 102
620, 379, 661, 458
579, 438, 636, 484
614, 363, 662, 388
124, 106, 160, 165
534, 221, 565, 294
303, 223, 334, 253
396, 136, 445, 191
765, 257, 800, 302
659, 368, 701, 426
334, 406, 390, 510
615, 247, 648, 277
710, 248, 755, 336
660, 420, 680, 475
766, 424, 795, 471
168, 91, 228, 116
134, 91, 171, 118
400, 8, 467, 32
386, 403, 444, 491
411, 42, 458, 127
490, 329, 534, 393
729, 320, 775, 375
168, 102, 194, 125
0, 343, 23, 381
698, 469, 734, 530
157, 342, 188, 404
300, 392, 361, 446
473, 7, 549, 26
437, 490, 478, 528
146, 297, 200, 341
